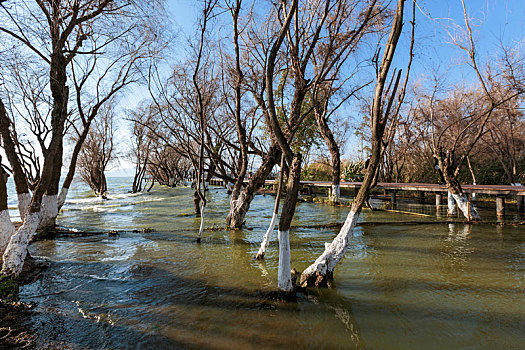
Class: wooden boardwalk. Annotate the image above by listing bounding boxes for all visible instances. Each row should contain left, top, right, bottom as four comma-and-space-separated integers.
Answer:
208, 178, 525, 216
275, 180, 525, 196
272, 180, 525, 215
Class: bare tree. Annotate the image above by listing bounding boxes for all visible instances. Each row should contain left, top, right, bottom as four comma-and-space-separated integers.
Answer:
77, 103, 116, 198
255, 154, 285, 259
309, 0, 381, 203
300, 0, 413, 287
420, 1, 525, 220
0, 0, 166, 276
128, 105, 154, 192
224, 0, 250, 223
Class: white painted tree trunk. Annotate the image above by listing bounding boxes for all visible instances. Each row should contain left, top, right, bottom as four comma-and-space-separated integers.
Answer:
2, 211, 40, 276
0, 210, 15, 256
204, 181, 209, 190
197, 203, 205, 242
447, 191, 457, 216
300, 210, 359, 286
57, 186, 69, 210
17, 193, 31, 222
256, 212, 277, 259
227, 190, 248, 228
330, 184, 341, 203
451, 192, 480, 220
277, 229, 293, 292
38, 194, 58, 230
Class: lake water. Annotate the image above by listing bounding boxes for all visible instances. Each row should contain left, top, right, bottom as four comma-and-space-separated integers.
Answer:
6, 177, 525, 349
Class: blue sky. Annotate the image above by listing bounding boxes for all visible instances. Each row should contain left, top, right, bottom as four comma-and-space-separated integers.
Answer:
111, 0, 525, 174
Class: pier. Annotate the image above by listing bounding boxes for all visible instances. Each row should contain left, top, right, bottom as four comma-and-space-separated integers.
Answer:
208, 178, 525, 216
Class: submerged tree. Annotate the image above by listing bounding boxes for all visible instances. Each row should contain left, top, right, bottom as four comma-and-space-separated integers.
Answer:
129, 105, 154, 193
77, 103, 116, 198
300, 0, 413, 287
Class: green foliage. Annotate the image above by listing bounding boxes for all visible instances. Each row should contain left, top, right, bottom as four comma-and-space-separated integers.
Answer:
467, 155, 525, 185
0, 277, 19, 300
342, 161, 365, 181
302, 163, 332, 181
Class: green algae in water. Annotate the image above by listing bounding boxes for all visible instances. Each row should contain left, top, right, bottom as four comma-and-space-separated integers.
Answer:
0, 277, 19, 300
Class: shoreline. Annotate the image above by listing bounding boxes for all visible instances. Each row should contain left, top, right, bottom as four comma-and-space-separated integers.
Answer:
0, 257, 48, 349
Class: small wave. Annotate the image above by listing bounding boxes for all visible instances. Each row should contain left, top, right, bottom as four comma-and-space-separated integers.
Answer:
68, 197, 106, 205
92, 206, 122, 213
132, 197, 167, 205
56, 226, 80, 233
109, 192, 143, 200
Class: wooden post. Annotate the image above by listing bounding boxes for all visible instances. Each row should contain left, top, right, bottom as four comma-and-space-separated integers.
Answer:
435, 193, 442, 217
496, 196, 505, 218
419, 191, 425, 204
517, 195, 524, 213
390, 191, 397, 206
435, 193, 442, 207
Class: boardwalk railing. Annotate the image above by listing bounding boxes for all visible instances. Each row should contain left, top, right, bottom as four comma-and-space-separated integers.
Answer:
208, 178, 525, 216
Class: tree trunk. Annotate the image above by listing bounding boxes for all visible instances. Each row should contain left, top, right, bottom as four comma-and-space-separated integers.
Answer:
466, 156, 477, 201
0, 170, 15, 256
441, 153, 480, 221
2, 46, 69, 275
2, 144, 55, 276
16, 193, 31, 222
40, 140, 63, 229
205, 160, 215, 191
277, 153, 301, 293
299, 146, 381, 288
2, 211, 40, 276
2, 131, 61, 276
316, 111, 341, 204
39, 84, 67, 230
447, 183, 480, 220
194, 190, 201, 217
226, 142, 281, 228
197, 203, 205, 243
447, 191, 457, 216
58, 122, 92, 209
256, 154, 285, 259
99, 172, 108, 198
228, 0, 249, 205
0, 99, 31, 221
40, 138, 63, 229
38, 194, 59, 230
